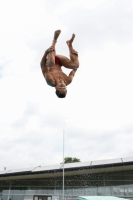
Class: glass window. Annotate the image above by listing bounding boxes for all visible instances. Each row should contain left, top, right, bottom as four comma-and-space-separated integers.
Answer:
87, 186, 97, 195
110, 184, 125, 196
33, 196, 51, 200
64, 188, 73, 195
124, 184, 133, 196
54, 187, 61, 195
104, 186, 111, 196
25, 188, 36, 195
12, 195, 24, 200
2, 190, 9, 194
9, 195, 13, 200
2, 195, 8, 200
97, 186, 111, 196
12, 190, 25, 195
84, 187, 90, 195
73, 187, 84, 196
36, 189, 48, 195
24, 195, 34, 200
10, 190, 14, 195
47, 189, 54, 195
97, 186, 104, 195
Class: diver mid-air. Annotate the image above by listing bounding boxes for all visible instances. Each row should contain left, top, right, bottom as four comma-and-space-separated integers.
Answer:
40, 30, 79, 98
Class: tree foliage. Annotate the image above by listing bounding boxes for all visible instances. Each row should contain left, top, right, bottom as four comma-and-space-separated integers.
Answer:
64, 157, 80, 163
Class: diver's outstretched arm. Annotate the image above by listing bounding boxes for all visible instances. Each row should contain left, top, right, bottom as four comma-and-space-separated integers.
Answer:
40, 46, 54, 68
69, 69, 77, 77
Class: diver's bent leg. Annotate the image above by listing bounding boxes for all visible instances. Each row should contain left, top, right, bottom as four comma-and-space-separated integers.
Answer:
46, 30, 61, 66
51, 30, 61, 48
66, 33, 79, 68
58, 54, 79, 69
58, 46, 79, 69
68, 47, 79, 68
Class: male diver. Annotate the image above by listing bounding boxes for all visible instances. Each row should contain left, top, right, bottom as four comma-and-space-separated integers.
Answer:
40, 30, 79, 98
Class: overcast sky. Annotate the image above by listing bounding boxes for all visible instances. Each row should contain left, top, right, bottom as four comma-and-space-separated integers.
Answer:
0, 0, 133, 170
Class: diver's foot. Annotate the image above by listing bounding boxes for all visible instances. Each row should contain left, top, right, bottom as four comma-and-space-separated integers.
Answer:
54, 30, 61, 41
66, 34, 75, 46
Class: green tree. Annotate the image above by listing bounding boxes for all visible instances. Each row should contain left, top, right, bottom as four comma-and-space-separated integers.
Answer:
64, 157, 80, 163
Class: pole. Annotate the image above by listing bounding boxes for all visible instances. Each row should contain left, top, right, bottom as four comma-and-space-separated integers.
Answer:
62, 122, 66, 200
7, 181, 11, 200
63, 128, 64, 200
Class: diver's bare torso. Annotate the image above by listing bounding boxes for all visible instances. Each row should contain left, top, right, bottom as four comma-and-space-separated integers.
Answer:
43, 62, 71, 87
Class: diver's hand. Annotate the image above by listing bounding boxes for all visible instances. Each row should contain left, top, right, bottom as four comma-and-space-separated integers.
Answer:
45, 46, 55, 54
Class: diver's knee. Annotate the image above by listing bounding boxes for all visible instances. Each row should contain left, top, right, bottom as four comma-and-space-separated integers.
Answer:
74, 64, 79, 69
75, 63, 79, 69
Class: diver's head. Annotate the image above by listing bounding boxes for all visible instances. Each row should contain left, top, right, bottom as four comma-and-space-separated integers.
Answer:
55, 79, 67, 98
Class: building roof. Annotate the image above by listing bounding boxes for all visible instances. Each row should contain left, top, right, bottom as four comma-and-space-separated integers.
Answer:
0, 157, 133, 181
